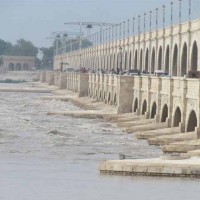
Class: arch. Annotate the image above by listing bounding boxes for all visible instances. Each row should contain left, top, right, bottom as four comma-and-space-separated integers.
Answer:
158, 46, 162, 70
16, 63, 22, 71
106, 55, 109, 70
181, 43, 187, 76
173, 107, 181, 127
187, 110, 197, 132
108, 92, 111, 103
117, 53, 120, 68
99, 91, 102, 100
129, 51, 132, 69
120, 50, 123, 69
151, 48, 155, 73
134, 50, 138, 69
109, 55, 112, 70
23, 63, 29, 71
114, 93, 117, 105
124, 51, 128, 70
97, 57, 100, 69
161, 104, 168, 122
172, 44, 178, 76
165, 45, 170, 74
133, 98, 138, 112
191, 41, 198, 71
113, 54, 116, 70
9, 63, 14, 71
117, 53, 121, 69
104, 92, 106, 100
142, 100, 147, 115
145, 48, 149, 72
140, 49, 143, 71
150, 102, 157, 119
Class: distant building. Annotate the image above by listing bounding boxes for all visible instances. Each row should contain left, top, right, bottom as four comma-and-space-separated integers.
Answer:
0, 55, 36, 72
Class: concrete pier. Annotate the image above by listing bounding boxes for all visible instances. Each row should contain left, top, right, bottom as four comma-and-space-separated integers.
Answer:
117, 118, 155, 128
162, 139, 200, 153
148, 132, 197, 146
135, 127, 181, 139
98, 157, 200, 178
37, 70, 200, 177
126, 122, 168, 133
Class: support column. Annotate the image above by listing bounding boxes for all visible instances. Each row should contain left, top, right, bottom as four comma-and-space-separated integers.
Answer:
78, 73, 89, 97
47, 71, 54, 85
41, 71, 46, 83
59, 73, 67, 89
117, 76, 134, 114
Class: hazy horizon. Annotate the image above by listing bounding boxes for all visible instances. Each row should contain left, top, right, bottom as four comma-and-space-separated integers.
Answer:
0, 0, 200, 48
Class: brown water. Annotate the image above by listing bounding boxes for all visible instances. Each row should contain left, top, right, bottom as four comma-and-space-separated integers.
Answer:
0, 86, 199, 200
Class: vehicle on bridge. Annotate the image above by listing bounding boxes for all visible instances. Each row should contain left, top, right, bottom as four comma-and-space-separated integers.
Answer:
154, 70, 168, 77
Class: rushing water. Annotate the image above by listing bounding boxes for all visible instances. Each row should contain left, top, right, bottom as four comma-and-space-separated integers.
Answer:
0, 85, 199, 200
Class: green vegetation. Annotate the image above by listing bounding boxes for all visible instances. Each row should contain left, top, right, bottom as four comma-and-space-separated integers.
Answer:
0, 79, 26, 83
0, 39, 38, 57
0, 56, 3, 66
0, 37, 92, 70
39, 46, 54, 70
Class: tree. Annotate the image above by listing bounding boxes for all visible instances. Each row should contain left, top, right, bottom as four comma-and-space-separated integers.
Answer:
0, 56, 3, 66
9, 39, 38, 57
0, 39, 12, 55
40, 46, 54, 69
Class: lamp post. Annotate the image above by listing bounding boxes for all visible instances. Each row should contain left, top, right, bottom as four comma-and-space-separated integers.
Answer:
171, 1, 173, 26
189, 0, 191, 21
63, 33, 68, 54
144, 13, 146, 33
56, 34, 61, 55
150, 10, 152, 32
79, 53, 82, 71
138, 15, 141, 34
156, 8, 158, 30
133, 17, 135, 35
49, 60, 51, 70
179, 0, 182, 24
163, 5, 165, 29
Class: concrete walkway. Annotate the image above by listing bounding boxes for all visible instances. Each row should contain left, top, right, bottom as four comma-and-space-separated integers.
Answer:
163, 139, 200, 153
117, 118, 155, 128
126, 122, 168, 133
98, 157, 200, 177
148, 132, 197, 146
135, 127, 181, 139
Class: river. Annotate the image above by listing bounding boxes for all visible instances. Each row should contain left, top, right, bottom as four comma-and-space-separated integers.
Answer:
0, 84, 199, 200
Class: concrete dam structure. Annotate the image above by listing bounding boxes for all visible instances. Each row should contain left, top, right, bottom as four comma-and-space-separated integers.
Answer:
49, 17, 200, 137
54, 19, 200, 77
39, 70, 200, 137
36, 13, 200, 177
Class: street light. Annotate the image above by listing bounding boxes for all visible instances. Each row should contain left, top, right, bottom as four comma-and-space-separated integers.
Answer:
56, 34, 61, 55
79, 53, 82, 71
49, 60, 52, 70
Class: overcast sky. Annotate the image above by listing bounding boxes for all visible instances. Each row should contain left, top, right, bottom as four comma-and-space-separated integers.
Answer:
0, 0, 199, 47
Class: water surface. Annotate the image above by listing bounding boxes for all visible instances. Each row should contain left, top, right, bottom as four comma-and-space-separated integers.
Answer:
0, 88, 199, 200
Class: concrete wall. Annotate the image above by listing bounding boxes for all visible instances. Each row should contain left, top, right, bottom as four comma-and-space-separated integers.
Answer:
88, 73, 200, 135
42, 71, 89, 97
54, 19, 200, 78
40, 70, 200, 136
2, 56, 35, 72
